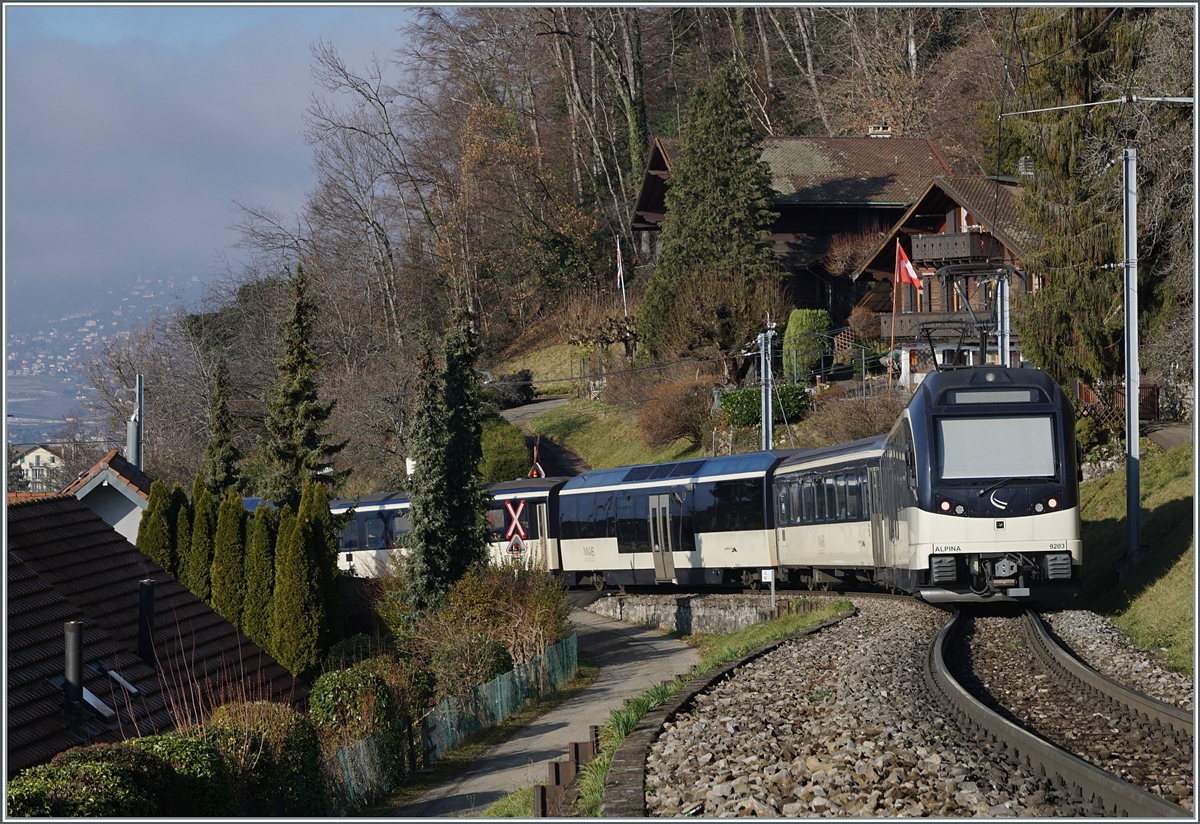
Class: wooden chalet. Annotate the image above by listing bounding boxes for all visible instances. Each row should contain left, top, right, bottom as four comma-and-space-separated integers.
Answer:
633, 133, 955, 324
6, 495, 305, 776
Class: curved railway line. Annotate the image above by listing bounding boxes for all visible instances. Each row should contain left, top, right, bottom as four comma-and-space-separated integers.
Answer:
607, 593, 1192, 817
930, 610, 1191, 816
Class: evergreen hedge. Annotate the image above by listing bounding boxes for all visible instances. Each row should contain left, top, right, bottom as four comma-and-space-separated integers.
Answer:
719, 384, 808, 428
210, 488, 247, 626
242, 506, 276, 653
136, 478, 174, 573
480, 419, 532, 482
128, 733, 238, 816
6, 743, 175, 817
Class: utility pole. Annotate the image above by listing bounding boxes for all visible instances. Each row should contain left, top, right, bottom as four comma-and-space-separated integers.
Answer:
759, 326, 777, 451
126, 374, 143, 470
1123, 148, 1140, 561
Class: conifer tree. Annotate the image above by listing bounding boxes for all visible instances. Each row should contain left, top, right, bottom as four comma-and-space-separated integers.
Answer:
136, 479, 174, 573
185, 480, 217, 603
254, 266, 348, 511
166, 482, 191, 579
242, 506, 276, 652
300, 480, 343, 647
270, 498, 325, 677
210, 489, 247, 627
1004, 8, 1152, 389
440, 309, 489, 582
200, 349, 241, 495
402, 340, 454, 617
638, 63, 781, 362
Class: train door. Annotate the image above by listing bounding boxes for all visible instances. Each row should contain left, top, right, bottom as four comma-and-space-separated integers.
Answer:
648, 493, 676, 583
868, 465, 885, 568
536, 501, 557, 570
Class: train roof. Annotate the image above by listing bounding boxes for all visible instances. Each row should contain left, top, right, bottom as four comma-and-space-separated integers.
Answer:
561, 450, 797, 492
775, 435, 886, 472
913, 365, 1061, 398
329, 490, 410, 513
485, 477, 569, 498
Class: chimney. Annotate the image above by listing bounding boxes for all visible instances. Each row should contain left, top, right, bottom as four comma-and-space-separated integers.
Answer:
869, 114, 892, 138
64, 621, 83, 735
138, 579, 156, 664
1018, 156, 1035, 177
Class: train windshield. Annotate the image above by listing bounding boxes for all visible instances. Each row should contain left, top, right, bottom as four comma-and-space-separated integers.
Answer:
937, 416, 1056, 481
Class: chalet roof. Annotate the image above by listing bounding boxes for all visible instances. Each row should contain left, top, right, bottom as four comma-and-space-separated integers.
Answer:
852, 176, 1038, 282
6, 495, 305, 776
59, 448, 152, 507
761, 137, 954, 206
633, 135, 954, 230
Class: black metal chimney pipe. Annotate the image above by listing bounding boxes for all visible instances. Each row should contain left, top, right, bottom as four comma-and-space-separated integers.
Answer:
138, 579, 155, 664
64, 621, 83, 735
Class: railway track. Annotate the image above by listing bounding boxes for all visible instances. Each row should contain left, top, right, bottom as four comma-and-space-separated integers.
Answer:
930, 609, 1192, 817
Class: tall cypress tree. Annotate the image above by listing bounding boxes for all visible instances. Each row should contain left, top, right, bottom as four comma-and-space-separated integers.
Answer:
301, 481, 343, 647
200, 349, 241, 495
441, 309, 489, 582
136, 479, 173, 573
242, 506, 276, 652
402, 340, 454, 616
638, 63, 780, 361
185, 480, 217, 603
255, 266, 348, 511
270, 496, 324, 677
210, 489, 247, 627
167, 482, 191, 580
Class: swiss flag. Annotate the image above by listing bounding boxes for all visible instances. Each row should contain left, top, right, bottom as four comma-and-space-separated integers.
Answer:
895, 240, 923, 291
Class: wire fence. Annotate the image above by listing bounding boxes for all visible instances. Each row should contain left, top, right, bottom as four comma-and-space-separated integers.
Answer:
321, 631, 579, 814
424, 631, 579, 762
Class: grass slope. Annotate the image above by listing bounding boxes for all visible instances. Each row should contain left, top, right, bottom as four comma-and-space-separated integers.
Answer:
1079, 440, 1193, 672
528, 399, 702, 470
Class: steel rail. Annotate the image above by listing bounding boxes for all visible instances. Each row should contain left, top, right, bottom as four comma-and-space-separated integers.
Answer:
1023, 610, 1193, 741
926, 610, 1190, 818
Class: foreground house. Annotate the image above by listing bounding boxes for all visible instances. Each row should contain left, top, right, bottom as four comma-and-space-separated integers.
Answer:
6, 495, 304, 775
59, 448, 152, 544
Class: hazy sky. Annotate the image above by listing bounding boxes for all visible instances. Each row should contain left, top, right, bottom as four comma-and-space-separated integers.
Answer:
4, 4, 418, 329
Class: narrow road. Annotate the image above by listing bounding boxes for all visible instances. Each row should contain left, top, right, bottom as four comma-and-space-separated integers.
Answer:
500, 397, 591, 477
389, 605, 700, 817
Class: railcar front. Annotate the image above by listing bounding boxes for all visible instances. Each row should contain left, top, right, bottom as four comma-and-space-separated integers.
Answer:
484, 477, 568, 570
879, 367, 1082, 604
557, 452, 792, 589
330, 491, 411, 577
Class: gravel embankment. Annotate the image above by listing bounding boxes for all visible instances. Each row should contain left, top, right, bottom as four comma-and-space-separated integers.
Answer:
1043, 610, 1194, 711
645, 596, 1194, 818
647, 598, 1078, 817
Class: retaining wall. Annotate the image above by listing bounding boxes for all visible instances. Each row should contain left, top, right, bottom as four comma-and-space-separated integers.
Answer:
586, 593, 801, 635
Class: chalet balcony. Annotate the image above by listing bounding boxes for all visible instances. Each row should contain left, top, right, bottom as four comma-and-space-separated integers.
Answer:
910, 231, 1007, 264
880, 311, 992, 341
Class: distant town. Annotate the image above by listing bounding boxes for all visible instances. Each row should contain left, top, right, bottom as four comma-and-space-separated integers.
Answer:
5, 275, 194, 445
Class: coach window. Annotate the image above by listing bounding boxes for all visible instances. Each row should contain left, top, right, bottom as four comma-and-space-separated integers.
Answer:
825, 475, 838, 522
789, 480, 802, 526
813, 477, 825, 522
846, 473, 860, 520
801, 478, 815, 523
616, 494, 650, 553
339, 521, 360, 551
835, 475, 848, 520
777, 486, 789, 526
365, 517, 388, 549
558, 496, 579, 540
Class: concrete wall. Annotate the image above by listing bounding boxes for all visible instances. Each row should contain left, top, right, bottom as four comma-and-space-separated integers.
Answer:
586, 593, 807, 636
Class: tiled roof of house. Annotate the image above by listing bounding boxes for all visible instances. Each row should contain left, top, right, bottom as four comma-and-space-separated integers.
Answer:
59, 449, 152, 501
6, 495, 305, 776
7, 491, 58, 505
933, 176, 1039, 256
761, 137, 954, 205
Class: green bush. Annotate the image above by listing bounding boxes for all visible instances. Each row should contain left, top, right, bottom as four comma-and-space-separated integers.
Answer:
781, 308, 831, 382
309, 667, 395, 742
323, 633, 393, 671
202, 700, 323, 816
129, 733, 237, 816
1076, 414, 1108, 455
7, 760, 159, 817
480, 420, 531, 483
718, 385, 808, 428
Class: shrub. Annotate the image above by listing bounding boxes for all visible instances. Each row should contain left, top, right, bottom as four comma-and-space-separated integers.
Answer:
428, 632, 514, 701
323, 633, 393, 671
718, 385, 808, 428
637, 377, 715, 447
309, 667, 395, 743
480, 420, 532, 482
482, 369, 535, 410
46, 743, 175, 814
129, 733, 237, 816
1076, 414, 1108, 456
781, 308, 831, 382
202, 700, 323, 816
7, 760, 159, 817
803, 390, 910, 446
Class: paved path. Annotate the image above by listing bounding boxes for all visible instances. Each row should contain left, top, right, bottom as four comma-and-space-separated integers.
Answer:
500, 398, 591, 477
1143, 421, 1193, 452
389, 607, 700, 817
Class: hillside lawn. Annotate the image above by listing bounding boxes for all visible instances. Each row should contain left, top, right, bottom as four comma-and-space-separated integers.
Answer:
1078, 439, 1193, 673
